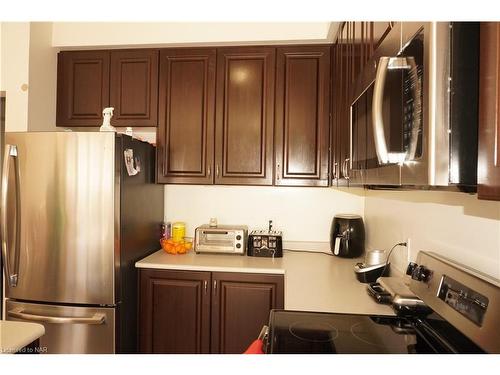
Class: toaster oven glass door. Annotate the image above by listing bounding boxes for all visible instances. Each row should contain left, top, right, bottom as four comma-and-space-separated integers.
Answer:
197, 231, 236, 252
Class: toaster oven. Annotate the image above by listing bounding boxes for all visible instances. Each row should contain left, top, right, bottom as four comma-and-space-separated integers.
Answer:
194, 225, 248, 255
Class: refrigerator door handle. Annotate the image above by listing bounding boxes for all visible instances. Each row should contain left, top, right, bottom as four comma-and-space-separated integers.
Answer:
8, 309, 106, 325
1, 144, 21, 287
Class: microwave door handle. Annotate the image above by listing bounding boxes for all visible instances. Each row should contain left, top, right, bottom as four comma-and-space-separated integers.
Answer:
372, 57, 391, 165
1, 144, 21, 287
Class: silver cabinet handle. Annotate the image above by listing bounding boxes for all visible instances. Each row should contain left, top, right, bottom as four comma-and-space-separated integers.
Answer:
276, 162, 280, 180
213, 280, 217, 294
344, 158, 350, 180
216, 164, 219, 177
207, 166, 211, 177
1, 145, 21, 287
204, 280, 208, 294
372, 56, 410, 165
8, 309, 106, 325
334, 162, 339, 180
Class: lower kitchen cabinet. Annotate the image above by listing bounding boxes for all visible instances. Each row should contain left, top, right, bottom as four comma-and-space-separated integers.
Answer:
210, 272, 284, 354
138, 269, 284, 354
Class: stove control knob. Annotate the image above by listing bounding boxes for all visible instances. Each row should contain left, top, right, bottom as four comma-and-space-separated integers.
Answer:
406, 262, 418, 276
412, 265, 432, 282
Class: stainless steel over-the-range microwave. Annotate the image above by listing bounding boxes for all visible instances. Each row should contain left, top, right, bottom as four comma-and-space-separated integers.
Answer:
349, 22, 479, 188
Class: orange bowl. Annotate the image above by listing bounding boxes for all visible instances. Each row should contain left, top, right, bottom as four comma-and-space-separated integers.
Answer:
160, 238, 192, 255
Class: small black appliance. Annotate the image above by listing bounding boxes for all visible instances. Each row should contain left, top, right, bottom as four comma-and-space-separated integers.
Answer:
330, 214, 365, 258
247, 221, 283, 258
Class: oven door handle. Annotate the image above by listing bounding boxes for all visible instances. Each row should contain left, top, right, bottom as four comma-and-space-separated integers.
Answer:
372, 56, 409, 165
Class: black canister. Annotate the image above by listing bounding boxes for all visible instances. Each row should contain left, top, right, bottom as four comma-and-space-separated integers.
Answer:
330, 214, 365, 258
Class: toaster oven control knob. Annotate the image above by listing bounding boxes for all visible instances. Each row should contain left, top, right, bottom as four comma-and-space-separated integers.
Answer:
406, 262, 418, 276
236, 235, 242, 241
236, 243, 241, 249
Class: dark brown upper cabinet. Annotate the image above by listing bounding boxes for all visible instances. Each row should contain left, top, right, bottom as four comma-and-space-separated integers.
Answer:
57, 51, 110, 127
478, 22, 500, 201
157, 48, 216, 184
275, 45, 330, 186
110, 50, 158, 127
214, 47, 275, 185
56, 49, 158, 127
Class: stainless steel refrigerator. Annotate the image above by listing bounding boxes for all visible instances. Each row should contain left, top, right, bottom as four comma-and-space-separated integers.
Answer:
0, 92, 5, 320
2, 131, 164, 353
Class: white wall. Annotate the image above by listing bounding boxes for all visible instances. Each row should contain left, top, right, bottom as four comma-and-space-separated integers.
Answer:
27, 22, 58, 132
364, 189, 500, 278
165, 185, 365, 249
52, 22, 335, 48
0, 22, 30, 132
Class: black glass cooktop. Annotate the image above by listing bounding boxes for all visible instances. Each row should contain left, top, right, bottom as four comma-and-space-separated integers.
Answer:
266, 310, 484, 354
267, 310, 419, 354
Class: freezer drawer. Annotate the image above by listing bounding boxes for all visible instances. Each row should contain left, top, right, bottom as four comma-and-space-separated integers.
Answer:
6, 300, 115, 354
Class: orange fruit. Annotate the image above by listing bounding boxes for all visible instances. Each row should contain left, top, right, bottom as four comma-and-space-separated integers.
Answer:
185, 242, 192, 250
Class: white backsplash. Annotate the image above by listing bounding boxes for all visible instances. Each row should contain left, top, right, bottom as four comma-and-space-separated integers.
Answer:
164, 185, 365, 243
364, 189, 500, 278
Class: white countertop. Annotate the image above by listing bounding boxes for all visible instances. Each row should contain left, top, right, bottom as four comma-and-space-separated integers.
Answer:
0, 321, 45, 354
136, 250, 395, 316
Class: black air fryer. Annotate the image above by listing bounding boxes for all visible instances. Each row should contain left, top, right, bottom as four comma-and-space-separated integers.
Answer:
330, 214, 365, 258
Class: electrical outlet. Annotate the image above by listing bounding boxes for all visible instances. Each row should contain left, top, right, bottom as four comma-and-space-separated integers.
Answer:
405, 238, 411, 263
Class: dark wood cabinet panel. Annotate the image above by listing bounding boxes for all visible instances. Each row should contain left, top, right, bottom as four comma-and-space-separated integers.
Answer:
275, 46, 330, 186
138, 269, 211, 354
478, 22, 500, 200
56, 51, 110, 127
157, 48, 216, 184
210, 272, 284, 354
138, 268, 284, 354
215, 47, 275, 185
110, 50, 158, 127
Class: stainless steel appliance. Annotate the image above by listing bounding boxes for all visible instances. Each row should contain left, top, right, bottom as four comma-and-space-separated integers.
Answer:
0, 92, 5, 319
264, 251, 500, 353
367, 276, 431, 315
2, 132, 164, 353
353, 249, 390, 283
349, 22, 479, 188
329, 214, 365, 258
194, 224, 248, 255
247, 221, 283, 258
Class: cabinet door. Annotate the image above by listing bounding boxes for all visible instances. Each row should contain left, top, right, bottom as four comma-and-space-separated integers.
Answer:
214, 47, 275, 185
110, 49, 159, 127
275, 45, 330, 186
478, 23, 500, 200
56, 51, 110, 127
138, 269, 211, 353
336, 23, 351, 186
157, 48, 216, 184
210, 272, 284, 354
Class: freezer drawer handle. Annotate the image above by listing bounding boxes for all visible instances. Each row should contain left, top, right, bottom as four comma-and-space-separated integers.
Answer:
8, 309, 106, 325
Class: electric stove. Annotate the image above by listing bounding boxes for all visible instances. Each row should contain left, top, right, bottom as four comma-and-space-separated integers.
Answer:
265, 251, 500, 354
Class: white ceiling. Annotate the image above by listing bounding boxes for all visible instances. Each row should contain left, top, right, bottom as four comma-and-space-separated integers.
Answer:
52, 22, 340, 48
